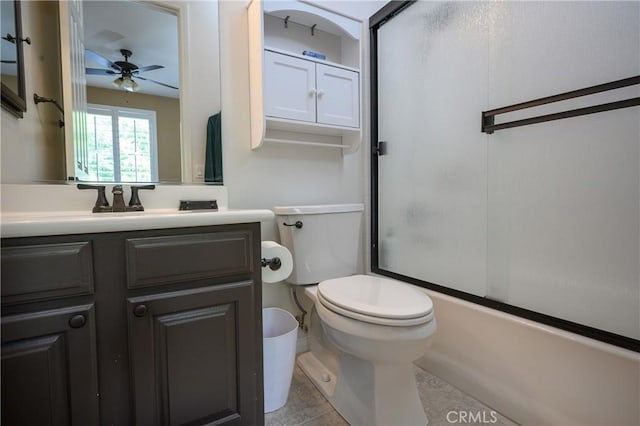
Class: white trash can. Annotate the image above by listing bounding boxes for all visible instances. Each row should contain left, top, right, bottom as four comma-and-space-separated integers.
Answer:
263, 307, 298, 413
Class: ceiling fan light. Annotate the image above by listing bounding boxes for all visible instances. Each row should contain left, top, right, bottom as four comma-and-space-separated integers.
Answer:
120, 75, 140, 93
112, 77, 123, 89
120, 75, 134, 92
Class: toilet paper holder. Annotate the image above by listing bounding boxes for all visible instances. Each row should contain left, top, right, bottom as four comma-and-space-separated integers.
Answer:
262, 257, 282, 271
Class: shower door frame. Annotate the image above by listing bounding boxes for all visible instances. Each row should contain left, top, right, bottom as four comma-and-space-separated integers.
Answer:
369, 0, 639, 353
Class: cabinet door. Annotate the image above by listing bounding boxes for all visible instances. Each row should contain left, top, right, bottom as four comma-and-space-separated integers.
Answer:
316, 63, 360, 128
264, 50, 316, 122
128, 282, 258, 426
1, 303, 99, 425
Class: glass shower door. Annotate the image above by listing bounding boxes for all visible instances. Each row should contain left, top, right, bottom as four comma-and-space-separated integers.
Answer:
484, 1, 640, 339
376, 1, 491, 297
372, 1, 639, 346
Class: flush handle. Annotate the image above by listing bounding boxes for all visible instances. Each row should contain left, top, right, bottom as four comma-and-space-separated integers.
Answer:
283, 221, 303, 229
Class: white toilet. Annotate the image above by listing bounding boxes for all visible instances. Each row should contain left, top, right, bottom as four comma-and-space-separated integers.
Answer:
275, 204, 436, 426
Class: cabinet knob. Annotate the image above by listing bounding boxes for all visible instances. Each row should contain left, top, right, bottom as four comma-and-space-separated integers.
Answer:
308, 89, 316, 97
69, 314, 87, 329
317, 89, 324, 98
133, 304, 148, 317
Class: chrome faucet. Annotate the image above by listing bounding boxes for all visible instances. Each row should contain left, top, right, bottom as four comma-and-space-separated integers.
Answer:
78, 184, 155, 213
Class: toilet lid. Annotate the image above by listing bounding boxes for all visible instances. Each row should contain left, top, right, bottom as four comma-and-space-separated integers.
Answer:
317, 275, 433, 326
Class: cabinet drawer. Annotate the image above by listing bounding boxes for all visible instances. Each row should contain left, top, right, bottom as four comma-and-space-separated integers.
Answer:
126, 231, 253, 289
1, 242, 94, 305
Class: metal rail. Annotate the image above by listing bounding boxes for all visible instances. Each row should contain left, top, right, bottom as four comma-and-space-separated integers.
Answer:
482, 75, 640, 134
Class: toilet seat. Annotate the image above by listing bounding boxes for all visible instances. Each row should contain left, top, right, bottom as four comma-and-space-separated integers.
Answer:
317, 275, 434, 327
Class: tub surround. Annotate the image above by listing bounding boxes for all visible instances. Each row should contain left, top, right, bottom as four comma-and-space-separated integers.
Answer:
414, 289, 640, 426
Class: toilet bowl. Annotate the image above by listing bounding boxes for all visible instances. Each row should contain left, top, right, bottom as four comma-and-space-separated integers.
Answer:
316, 275, 435, 363
274, 204, 437, 425
301, 276, 436, 425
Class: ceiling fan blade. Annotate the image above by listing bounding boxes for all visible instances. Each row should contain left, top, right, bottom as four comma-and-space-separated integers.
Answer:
136, 76, 178, 90
86, 67, 117, 76
85, 49, 120, 71
135, 65, 164, 73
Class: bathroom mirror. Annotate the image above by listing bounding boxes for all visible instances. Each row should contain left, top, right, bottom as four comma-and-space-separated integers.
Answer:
0, 0, 27, 117
79, 1, 181, 182
63, 0, 221, 183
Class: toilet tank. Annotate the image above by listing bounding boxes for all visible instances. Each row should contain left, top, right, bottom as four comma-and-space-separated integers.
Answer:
274, 204, 364, 285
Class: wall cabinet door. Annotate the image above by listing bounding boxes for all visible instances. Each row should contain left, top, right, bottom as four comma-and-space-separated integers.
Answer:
316, 63, 359, 128
1, 303, 99, 425
264, 50, 360, 128
128, 281, 258, 426
264, 50, 316, 122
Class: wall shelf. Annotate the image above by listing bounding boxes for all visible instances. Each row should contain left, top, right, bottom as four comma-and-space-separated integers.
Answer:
264, 46, 359, 73
263, 138, 349, 149
247, 0, 363, 154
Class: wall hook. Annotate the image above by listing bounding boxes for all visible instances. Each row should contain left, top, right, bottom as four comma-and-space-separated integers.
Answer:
311, 24, 317, 36
33, 93, 65, 127
2, 33, 31, 45
284, 16, 290, 28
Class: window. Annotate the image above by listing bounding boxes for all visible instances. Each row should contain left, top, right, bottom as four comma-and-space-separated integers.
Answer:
86, 104, 158, 182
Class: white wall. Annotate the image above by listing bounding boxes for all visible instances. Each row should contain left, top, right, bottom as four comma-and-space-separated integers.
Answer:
218, 0, 382, 309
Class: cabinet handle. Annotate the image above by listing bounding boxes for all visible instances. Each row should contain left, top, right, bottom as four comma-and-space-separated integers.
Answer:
317, 89, 324, 98
308, 89, 316, 97
69, 314, 87, 329
133, 304, 148, 318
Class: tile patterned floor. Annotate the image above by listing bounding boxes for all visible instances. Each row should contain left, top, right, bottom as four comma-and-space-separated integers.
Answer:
265, 363, 517, 426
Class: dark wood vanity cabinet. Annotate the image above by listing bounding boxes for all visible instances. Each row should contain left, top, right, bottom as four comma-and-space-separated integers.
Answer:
1, 223, 264, 426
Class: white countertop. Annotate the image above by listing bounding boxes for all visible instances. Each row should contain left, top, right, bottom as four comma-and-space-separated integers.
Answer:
1, 208, 275, 238
1, 183, 275, 238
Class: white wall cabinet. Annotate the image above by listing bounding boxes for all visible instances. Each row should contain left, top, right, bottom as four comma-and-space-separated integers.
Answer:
247, 0, 363, 152
264, 50, 359, 128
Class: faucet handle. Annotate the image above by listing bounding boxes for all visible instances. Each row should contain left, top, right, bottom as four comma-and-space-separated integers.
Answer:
77, 183, 111, 213
128, 184, 156, 211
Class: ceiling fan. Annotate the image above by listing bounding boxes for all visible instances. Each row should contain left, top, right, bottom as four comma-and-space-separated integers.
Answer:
85, 49, 178, 92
